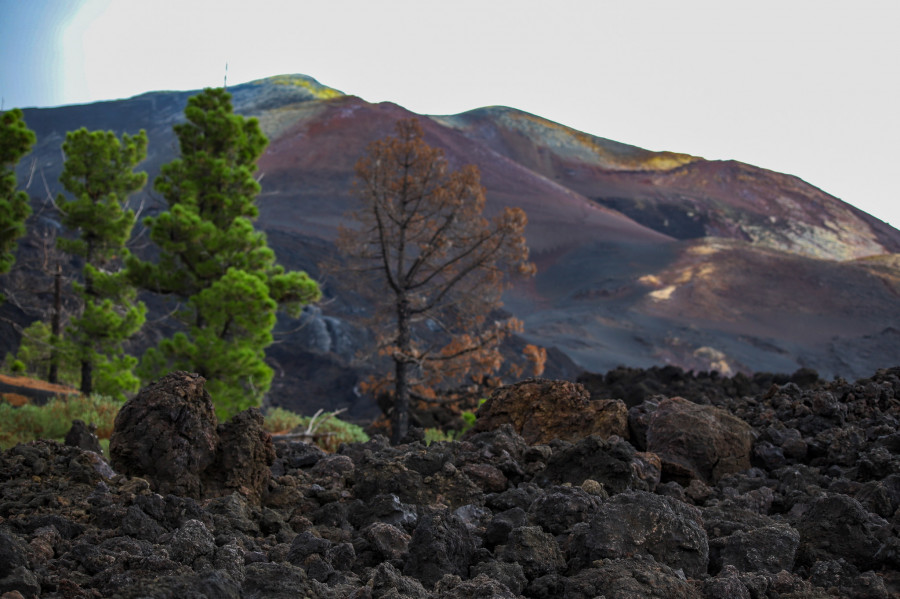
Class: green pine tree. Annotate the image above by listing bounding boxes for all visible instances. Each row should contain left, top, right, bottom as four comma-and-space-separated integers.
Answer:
56, 128, 148, 399
0, 109, 36, 289
2, 320, 79, 387
128, 88, 320, 419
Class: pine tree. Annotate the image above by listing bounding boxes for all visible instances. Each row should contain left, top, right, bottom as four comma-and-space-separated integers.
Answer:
338, 118, 535, 443
128, 88, 320, 419
0, 109, 36, 288
56, 128, 148, 399
2, 320, 79, 386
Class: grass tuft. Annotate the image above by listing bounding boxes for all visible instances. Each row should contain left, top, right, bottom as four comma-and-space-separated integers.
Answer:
264, 406, 369, 452
0, 394, 121, 449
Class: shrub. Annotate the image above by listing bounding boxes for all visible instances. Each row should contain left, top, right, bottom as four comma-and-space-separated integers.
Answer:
263, 406, 307, 433
264, 406, 369, 452
0, 394, 371, 456
0, 393, 120, 449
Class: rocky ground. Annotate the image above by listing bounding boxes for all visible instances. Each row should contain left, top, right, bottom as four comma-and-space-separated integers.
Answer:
1, 367, 899, 598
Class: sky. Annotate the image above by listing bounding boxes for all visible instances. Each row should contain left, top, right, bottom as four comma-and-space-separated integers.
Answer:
1, 0, 898, 228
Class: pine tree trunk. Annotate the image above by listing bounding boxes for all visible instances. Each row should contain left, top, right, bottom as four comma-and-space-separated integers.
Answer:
391, 297, 411, 444
80, 242, 94, 396
81, 359, 92, 396
48, 262, 61, 384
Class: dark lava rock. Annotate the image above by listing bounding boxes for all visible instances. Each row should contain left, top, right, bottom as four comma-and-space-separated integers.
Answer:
110, 372, 275, 503
495, 525, 565, 580
1, 365, 899, 598
109, 371, 219, 497
645, 396, 754, 484
370, 561, 429, 598
534, 434, 651, 493
203, 407, 276, 504
64, 419, 103, 454
432, 572, 518, 598
568, 490, 709, 577
526, 484, 602, 535
470, 378, 629, 444
703, 565, 752, 599
794, 492, 891, 570
403, 509, 476, 588
470, 560, 526, 595
709, 523, 800, 574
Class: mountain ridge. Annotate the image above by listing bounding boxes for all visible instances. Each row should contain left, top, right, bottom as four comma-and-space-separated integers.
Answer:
3, 74, 899, 417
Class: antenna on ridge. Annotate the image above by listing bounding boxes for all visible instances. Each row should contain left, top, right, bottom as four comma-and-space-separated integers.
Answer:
224, 62, 229, 89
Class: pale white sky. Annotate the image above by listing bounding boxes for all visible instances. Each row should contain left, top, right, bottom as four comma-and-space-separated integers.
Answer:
2, 0, 898, 228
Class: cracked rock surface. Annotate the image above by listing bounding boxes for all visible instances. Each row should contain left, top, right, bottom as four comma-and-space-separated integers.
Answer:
1, 367, 899, 598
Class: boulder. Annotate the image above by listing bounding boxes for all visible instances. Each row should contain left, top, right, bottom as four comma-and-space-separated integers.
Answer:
109, 372, 274, 502
526, 485, 602, 535
370, 561, 429, 599
64, 419, 103, 454
470, 378, 628, 444
572, 557, 703, 599
360, 521, 411, 562
645, 396, 753, 484
204, 408, 276, 504
433, 572, 518, 599
404, 509, 476, 588
534, 434, 653, 493
568, 490, 709, 578
110, 371, 218, 497
708, 523, 800, 574
495, 525, 565, 580
794, 492, 889, 570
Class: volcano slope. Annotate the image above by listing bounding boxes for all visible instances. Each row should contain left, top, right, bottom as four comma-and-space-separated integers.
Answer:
3, 74, 900, 419
1, 367, 899, 598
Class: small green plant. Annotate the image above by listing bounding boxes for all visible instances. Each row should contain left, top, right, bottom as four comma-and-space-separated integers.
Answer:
263, 406, 306, 433
423, 398, 486, 445
424, 428, 455, 445
264, 406, 369, 452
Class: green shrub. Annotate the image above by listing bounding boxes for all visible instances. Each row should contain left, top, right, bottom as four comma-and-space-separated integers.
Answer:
263, 406, 306, 433
263, 406, 369, 452
423, 398, 486, 444
0, 395, 371, 456
424, 428, 456, 445
0, 393, 121, 450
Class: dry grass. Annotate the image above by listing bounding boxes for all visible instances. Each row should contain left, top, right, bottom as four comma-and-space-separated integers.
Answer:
0, 397, 369, 454
0, 373, 79, 395
0, 394, 121, 449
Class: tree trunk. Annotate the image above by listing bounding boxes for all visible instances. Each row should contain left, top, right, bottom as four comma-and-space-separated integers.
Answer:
81, 359, 92, 396
80, 243, 94, 396
391, 297, 412, 444
48, 262, 62, 384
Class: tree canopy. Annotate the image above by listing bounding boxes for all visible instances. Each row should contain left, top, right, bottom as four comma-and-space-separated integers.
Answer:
128, 88, 320, 418
0, 109, 36, 282
56, 128, 148, 398
338, 118, 535, 442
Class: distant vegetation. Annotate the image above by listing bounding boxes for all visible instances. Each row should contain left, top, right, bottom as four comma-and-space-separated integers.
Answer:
0, 109, 36, 292
0, 393, 119, 450
1, 89, 320, 421
0, 390, 366, 454
1, 95, 536, 441
267, 74, 343, 100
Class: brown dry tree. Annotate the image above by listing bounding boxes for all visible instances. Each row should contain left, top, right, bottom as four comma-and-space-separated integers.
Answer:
336, 118, 535, 443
